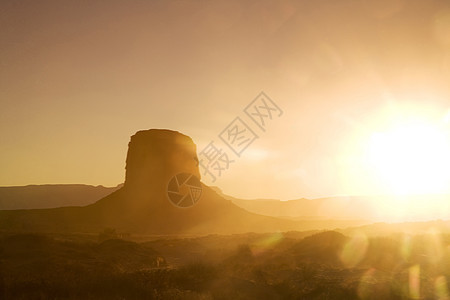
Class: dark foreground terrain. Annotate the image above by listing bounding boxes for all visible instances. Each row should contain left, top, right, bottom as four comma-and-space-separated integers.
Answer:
1, 230, 449, 299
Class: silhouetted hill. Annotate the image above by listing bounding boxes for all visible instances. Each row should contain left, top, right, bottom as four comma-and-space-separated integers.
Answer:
211, 187, 375, 221
0, 183, 369, 227
0, 184, 121, 210
229, 196, 375, 220
3, 130, 449, 236
215, 187, 450, 222
1, 129, 347, 235
339, 219, 450, 237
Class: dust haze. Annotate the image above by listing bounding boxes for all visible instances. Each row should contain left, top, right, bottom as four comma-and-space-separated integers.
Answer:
2, 0, 450, 299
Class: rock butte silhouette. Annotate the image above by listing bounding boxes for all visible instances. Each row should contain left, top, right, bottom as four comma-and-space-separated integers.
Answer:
0, 129, 305, 234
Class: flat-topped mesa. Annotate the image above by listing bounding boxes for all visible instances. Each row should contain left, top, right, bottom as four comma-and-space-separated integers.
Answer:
124, 129, 201, 196
0, 128, 304, 234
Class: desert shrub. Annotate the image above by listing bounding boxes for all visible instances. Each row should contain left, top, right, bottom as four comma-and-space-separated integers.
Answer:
171, 262, 218, 291
98, 228, 118, 242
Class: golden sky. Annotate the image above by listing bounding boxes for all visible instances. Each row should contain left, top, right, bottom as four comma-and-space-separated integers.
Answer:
1, 0, 450, 199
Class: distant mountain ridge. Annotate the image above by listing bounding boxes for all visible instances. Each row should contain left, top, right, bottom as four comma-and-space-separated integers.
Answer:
212, 187, 450, 222
5, 129, 446, 235
2, 129, 359, 235
0, 184, 122, 210
211, 186, 376, 220
0, 184, 370, 221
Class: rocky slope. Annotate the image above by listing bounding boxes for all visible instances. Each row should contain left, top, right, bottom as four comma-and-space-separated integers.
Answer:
0, 129, 306, 234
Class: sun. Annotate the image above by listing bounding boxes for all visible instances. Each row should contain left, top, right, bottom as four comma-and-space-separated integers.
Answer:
366, 118, 450, 195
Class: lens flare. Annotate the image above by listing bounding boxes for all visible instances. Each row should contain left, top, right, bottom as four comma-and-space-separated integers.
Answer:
435, 276, 450, 300
340, 232, 369, 267
424, 229, 444, 267
251, 232, 284, 255
409, 264, 421, 299
400, 234, 412, 262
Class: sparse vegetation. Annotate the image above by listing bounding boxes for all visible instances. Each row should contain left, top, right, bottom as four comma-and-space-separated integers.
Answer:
1, 231, 450, 299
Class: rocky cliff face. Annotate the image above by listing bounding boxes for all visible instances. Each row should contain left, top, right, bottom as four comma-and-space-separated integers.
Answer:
122, 129, 201, 211
0, 129, 302, 235
125, 129, 201, 189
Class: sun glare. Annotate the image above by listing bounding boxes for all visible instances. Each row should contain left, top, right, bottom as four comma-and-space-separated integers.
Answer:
367, 118, 450, 195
